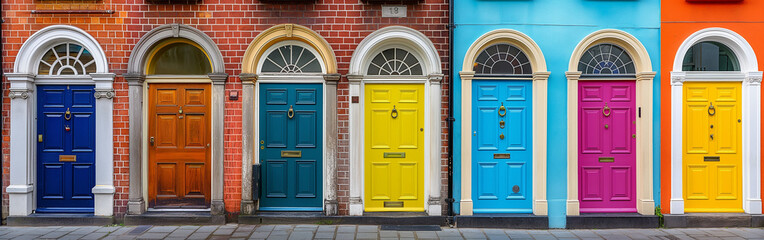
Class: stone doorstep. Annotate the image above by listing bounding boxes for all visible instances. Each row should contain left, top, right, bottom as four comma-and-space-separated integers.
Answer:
6, 214, 114, 226
454, 214, 549, 229
664, 213, 762, 228
566, 213, 660, 229
238, 214, 449, 226
123, 211, 225, 226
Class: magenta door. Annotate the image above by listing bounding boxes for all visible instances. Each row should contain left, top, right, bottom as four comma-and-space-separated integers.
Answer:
578, 81, 636, 213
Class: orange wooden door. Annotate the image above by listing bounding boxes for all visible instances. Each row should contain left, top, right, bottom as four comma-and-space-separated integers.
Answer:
148, 83, 211, 208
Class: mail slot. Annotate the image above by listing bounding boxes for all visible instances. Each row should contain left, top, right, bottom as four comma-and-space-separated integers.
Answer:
704, 156, 720, 162
59, 155, 77, 162
598, 157, 614, 163
493, 153, 510, 159
383, 152, 406, 158
280, 150, 302, 158
384, 201, 404, 208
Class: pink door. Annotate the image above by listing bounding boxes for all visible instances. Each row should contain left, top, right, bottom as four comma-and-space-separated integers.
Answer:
578, 81, 637, 213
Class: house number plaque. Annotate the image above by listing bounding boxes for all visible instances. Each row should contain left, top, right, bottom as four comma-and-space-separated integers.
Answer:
382, 5, 406, 18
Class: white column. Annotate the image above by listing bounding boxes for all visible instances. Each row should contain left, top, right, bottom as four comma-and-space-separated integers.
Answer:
459, 71, 474, 215
347, 75, 364, 216
209, 73, 228, 215
565, 72, 581, 216
5, 73, 35, 216
743, 71, 762, 214
324, 74, 341, 216
124, 73, 145, 215
427, 74, 444, 216
91, 73, 116, 216
532, 72, 550, 216
669, 72, 685, 214
240, 73, 256, 215
636, 72, 656, 216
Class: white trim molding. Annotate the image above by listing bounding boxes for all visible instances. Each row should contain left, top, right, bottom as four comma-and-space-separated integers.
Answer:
669, 28, 761, 215
6, 25, 115, 216
347, 26, 444, 216
566, 29, 656, 216
458, 29, 549, 216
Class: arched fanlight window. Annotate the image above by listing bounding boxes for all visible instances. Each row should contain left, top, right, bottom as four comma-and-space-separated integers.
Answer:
38, 43, 96, 75
578, 43, 636, 75
367, 48, 423, 75
147, 39, 212, 75
682, 41, 740, 71
474, 43, 531, 75
261, 45, 322, 73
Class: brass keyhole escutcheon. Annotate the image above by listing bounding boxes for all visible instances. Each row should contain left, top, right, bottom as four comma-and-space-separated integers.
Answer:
260, 140, 265, 144
261, 146, 265, 149
498, 103, 506, 117
604, 124, 609, 129
499, 133, 504, 140
499, 120, 505, 129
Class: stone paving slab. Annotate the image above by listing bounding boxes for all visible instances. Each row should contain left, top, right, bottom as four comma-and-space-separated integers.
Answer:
1, 224, 764, 239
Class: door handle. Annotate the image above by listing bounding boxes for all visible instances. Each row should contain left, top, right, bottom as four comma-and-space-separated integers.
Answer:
150, 137, 155, 146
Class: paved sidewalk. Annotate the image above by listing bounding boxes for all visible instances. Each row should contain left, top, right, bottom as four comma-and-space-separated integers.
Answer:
0, 224, 762, 239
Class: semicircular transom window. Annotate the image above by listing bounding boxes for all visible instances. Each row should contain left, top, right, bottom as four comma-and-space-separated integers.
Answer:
578, 43, 636, 75
474, 43, 531, 75
147, 40, 212, 75
261, 45, 322, 73
682, 41, 740, 71
367, 48, 423, 75
38, 43, 96, 75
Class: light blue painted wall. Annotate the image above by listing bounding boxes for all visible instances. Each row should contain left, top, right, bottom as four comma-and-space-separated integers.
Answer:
452, 0, 661, 228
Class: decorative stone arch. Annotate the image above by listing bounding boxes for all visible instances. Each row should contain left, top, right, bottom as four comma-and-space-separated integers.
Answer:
565, 29, 656, 216
123, 24, 228, 218
238, 24, 341, 216
457, 29, 550, 216
6, 25, 116, 217
668, 27, 762, 215
346, 26, 444, 216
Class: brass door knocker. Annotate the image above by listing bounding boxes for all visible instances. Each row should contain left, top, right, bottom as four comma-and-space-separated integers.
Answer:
64, 108, 72, 121
602, 103, 611, 117
287, 105, 295, 119
499, 120, 505, 129
391, 105, 398, 119
498, 102, 506, 117
708, 102, 716, 116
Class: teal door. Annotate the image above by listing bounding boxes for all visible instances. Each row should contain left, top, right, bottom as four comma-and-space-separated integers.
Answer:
472, 80, 533, 213
259, 83, 323, 211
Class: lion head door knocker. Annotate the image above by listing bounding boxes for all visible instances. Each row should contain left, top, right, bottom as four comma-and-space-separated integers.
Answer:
391, 105, 398, 119
602, 102, 611, 117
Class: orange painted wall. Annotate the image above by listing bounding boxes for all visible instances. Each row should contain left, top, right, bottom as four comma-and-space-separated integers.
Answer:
660, 0, 764, 214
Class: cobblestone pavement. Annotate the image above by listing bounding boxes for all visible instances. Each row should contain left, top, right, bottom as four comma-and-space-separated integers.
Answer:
0, 225, 762, 240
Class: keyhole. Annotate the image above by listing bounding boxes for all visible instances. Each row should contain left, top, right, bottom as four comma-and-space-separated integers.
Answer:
710, 124, 713, 129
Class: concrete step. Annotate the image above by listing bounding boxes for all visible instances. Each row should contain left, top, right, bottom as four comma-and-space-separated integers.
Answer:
454, 214, 548, 229
7, 214, 114, 226
665, 213, 764, 228
239, 212, 449, 226
123, 211, 225, 226
566, 213, 659, 229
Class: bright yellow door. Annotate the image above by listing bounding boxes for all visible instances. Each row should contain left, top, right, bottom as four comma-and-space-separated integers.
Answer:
683, 82, 742, 212
364, 84, 425, 212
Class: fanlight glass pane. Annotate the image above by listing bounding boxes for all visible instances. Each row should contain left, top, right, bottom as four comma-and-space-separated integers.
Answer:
473, 43, 531, 75
38, 43, 96, 75
367, 48, 423, 75
261, 45, 322, 73
578, 43, 636, 75
682, 41, 740, 71
148, 41, 212, 75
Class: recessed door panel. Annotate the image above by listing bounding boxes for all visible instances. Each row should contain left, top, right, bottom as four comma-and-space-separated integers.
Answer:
683, 82, 742, 212
578, 81, 637, 213
472, 80, 533, 213
37, 85, 96, 213
365, 84, 425, 212
149, 83, 210, 208
259, 83, 323, 210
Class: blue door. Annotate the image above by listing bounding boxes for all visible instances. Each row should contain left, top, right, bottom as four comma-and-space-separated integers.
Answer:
36, 85, 96, 213
472, 80, 533, 213
259, 83, 323, 211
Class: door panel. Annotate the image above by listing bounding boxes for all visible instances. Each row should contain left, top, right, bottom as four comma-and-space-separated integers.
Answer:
578, 81, 637, 213
37, 85, 96, 213
683, 82, 742, 212
148, 83, 211, 208
365, 84, 425, 212
259, 83, 323, 210
472, 80, 533, 213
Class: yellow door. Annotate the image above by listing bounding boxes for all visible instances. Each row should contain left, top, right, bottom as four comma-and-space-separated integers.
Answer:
364, 84, 425, 212
683, 82, 742, 212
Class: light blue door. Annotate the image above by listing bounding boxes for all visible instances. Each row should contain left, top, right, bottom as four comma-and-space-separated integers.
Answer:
259, 83, 323, 211
472, 80, 533, 213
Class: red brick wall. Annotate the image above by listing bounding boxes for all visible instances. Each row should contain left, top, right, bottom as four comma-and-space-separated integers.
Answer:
2, 0, 450, 218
